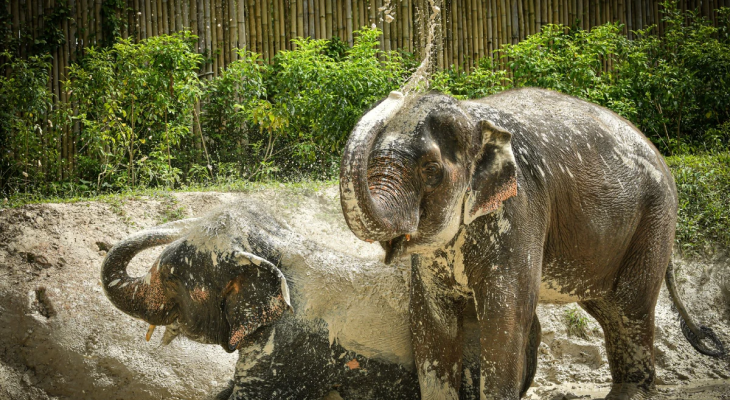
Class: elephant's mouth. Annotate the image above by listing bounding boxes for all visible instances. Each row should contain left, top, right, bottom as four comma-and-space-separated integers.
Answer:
381, 235, 410, 264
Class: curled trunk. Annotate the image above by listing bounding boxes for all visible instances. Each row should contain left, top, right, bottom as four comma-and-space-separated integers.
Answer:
101, 218, 198, 325
340, 91, 410, 242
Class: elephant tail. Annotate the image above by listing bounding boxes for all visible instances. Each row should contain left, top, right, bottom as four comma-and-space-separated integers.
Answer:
665, 261, 725, 357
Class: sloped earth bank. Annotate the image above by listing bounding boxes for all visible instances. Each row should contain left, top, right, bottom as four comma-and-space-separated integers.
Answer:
0, 185, 728, 400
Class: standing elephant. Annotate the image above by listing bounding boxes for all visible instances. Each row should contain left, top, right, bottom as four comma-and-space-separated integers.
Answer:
102, 202, 509, 399
339, 88, 723, 400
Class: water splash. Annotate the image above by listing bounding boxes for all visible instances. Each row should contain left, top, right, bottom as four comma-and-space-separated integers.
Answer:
401, 0, 443, 95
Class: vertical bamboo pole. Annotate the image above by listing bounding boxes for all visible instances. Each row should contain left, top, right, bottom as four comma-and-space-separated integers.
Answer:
204, 0, 212, 72
382, 1, 389, 49
326, 0, 333, 38
285, 0, 291, 48
269, 0, 276, 57
506, 0, 513, 44
470, 0, 478, 61
477, 0, 484, 59
318, 0, 325, 37
245, 0, 254, 50
346, 0, 353, 44
143, 0, 151, 38
155, 0, 163, 35
238, 0, 246, 47
296, 0, 303, 39
274, 0, 286, 47
150, 0, 158, 36
217, 0, 226, 67
487, 0, 495, 56
302, 0, 308, 36
183, 0, 189, 29
307, 0, 314, 37
258, 0, 267, 58
516, 0, 524, 40
368, 0, 375, 26
314, 0, 320, 37
374, 0, 382, 47
230, 0, 238, 55
456, 0, 463, 68
222, 0, 230, 65
174, 0, 182, 31
253, 0, 262, 53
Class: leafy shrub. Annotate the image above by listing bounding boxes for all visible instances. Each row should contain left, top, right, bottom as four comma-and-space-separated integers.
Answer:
564, 307, 591, 339
668, 153, 730, 257
431, 57, 511, 99
0, 53, 61, 193
502, 22, 630, 111
265, 27, 406, 177
198, 48, 267, 176
67, 31, 203, 190
498, 1, 730, 155
623, 3, 730, 155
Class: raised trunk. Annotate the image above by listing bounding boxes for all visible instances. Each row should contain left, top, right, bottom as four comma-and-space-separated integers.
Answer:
340, 91, 414, 242
101, 218, 198, 325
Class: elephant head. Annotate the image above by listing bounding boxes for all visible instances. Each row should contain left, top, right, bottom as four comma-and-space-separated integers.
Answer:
101, 219, 291, 352
340, 91, 517, 262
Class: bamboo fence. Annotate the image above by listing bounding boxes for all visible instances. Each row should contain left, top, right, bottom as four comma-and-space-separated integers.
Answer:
5, 0, 728, 76
2, 0, 728, 179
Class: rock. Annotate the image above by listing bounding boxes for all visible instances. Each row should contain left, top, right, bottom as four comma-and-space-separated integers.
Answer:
95, 241, 112, 252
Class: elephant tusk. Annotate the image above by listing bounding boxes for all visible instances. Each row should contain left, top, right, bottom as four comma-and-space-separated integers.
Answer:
145, 325, 156, 342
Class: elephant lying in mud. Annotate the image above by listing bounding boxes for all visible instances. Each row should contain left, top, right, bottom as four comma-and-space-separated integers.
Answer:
339, 88, 724, 400
101, 203, 540, 399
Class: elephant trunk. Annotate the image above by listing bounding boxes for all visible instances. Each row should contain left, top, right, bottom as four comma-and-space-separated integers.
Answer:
340, 91, 417, 242
101, 218, 198, 325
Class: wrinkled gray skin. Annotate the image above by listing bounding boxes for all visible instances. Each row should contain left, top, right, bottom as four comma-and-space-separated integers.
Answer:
340, 88, 723, 400
103, 202, 537, 399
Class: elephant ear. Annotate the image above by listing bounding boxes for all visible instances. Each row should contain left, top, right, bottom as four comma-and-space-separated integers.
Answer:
223, 251, 292, 352
463, 120, 518, 225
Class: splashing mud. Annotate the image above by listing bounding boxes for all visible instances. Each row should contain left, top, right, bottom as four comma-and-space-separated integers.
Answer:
0, 186, 729, 399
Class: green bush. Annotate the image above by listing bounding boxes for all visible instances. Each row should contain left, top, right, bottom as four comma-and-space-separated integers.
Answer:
618, 2, 730, 155
0, 52, 62, 193
495, 1, 730, 155
668, 153, 730, 257
431, 57, 511, 99
67, 31, 203, 190
198, 48, 267, 178
265, 27, 406, 178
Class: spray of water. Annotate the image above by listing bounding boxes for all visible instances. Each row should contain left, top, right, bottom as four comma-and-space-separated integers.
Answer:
401, 0, 443, 95
376, 0, 443, 96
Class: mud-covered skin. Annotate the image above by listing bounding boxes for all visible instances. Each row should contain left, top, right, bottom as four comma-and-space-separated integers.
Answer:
105, 203, 525, 399
340, 88, 722, 400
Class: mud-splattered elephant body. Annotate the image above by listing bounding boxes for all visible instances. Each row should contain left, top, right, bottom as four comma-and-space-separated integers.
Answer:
340, 88, 722, 400
102, 203, 487, 399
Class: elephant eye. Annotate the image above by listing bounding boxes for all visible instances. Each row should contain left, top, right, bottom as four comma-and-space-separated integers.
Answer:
421, 162, 443, 187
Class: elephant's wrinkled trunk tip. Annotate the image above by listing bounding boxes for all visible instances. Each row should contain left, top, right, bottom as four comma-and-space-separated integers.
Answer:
340, 92, 408, 242
101, 220, 194, 326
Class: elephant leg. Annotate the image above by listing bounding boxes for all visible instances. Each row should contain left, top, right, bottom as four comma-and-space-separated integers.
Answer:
229, 327, 279, 400
410, 258, 464, 400
520, 314, 541, 398
213, 381, 234, 400
579, 299, 658, 400
580, 215, 670, 400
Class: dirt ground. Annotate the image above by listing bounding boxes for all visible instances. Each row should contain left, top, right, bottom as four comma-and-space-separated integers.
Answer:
1, 185, 729, 399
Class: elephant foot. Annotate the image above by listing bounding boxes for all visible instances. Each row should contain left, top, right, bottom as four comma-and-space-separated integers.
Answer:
604, 383, 656, 400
